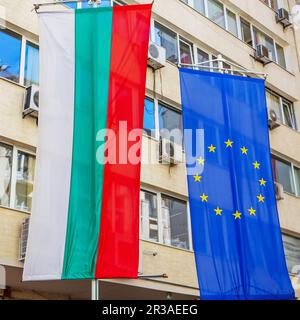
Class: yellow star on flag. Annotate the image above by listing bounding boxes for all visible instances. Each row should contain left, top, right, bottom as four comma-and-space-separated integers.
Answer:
248, 207, 256, 216
214, 207, 223, 216
200, 193, 208, 202
225, 139, 233, 148
233, 211, 242, 220
208, 144, 216, 153
240, 146, 248, 155
193, 174, 202, 182
197, 157, 205, 165
253, 161, 261, 169
259, 178, 267, 186
257, 194, 265, 203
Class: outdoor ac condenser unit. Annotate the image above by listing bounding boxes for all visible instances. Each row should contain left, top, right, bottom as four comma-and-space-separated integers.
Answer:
148, 42, 166, 70
276, 8, 292, 28
255, 44, 271, 65
268, 108, 281, 130
275, 182, 284, 201
159, 138, 182, 165
23, 85, 39, 118
19, 217, 30, 261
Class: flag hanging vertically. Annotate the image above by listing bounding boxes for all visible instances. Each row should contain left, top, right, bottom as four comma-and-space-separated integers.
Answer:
23, 4, 152, 281
180, 68, 295, 300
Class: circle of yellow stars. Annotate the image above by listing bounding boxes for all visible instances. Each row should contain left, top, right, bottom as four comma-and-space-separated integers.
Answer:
194, 139, 267, 220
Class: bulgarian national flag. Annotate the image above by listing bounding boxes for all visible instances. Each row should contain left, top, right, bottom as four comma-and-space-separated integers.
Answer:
23, 4, 152, 281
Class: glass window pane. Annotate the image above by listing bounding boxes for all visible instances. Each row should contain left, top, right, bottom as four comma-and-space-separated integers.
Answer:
158, 103, 183, 146
143, 98, 156, 137
0, 29, 22, 82
266, 90, 282, 122
207, 0, 225, 28
294, 167, 300, 197
82, 0, 111, 7
0, 143, 13, 207
65, 2, 78, 8
179, 39, 193, 65
197, 48, 210, 69
140, 190, 158, 242
15, 151, 36, 212
161, 195, 189, 250
282, 234, 300, 275
154, 22, 178, 64
194, 0, 205, 14
282, 100, 294, 128
24, 42, 39, 86
276, 44, 286, 68
272, 157, 295, 194
226, 9, 238, 36
240, 18, 252, 46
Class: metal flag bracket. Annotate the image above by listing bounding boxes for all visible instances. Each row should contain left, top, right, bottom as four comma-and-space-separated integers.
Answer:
178, 54, 268, 80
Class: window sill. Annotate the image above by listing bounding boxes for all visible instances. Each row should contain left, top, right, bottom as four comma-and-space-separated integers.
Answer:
0, 76, 25, 89
140, 238, 194, 254
0, 204, 31, 215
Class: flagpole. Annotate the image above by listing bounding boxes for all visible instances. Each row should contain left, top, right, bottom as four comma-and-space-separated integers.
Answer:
91, 279, 99, 300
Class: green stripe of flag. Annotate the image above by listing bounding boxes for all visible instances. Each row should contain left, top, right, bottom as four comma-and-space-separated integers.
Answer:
62, 7, 113, 279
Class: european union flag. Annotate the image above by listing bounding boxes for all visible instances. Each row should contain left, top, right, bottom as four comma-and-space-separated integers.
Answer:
180, 69, 295, 300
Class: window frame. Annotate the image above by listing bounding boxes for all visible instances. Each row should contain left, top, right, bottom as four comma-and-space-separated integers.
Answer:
0, 141, 35, 213
272, 154, 300, 198
140, 186, 193, 251
0, 27, 39, 87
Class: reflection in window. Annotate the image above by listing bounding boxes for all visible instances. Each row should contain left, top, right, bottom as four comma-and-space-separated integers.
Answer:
140, 190, 158, 242
0, 143, 12, 207
282, 234, 300, 276
161, 195, 189, 250
24, 42, 39, 86
0, 29, 22, 82
253, 27, 276, 61
276, 44, 286, 69
15, 151, 36, 212
266, 90, 282, 122
271, 157, 295, 195
207, 0, 225, 28
143, 98, 155, 138
158, 103, 183, 147
154, 22, 178, 64
197, 48, 210, 69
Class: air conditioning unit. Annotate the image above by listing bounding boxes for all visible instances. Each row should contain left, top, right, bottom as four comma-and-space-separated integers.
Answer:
23, 85, 39, 118
19, 217, 30, 261
274, 182, 284, 201
255, 44, 271, 65
159, 138, 182, 165
148, 42, 166, 70
276, 8, 292, 28
268, 108, 280, 130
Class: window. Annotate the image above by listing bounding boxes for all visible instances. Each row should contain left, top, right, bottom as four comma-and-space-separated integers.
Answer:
0, 29, 22, 82
154, 22, 178, 64
66, 0, 113, 8
140, 189, 191, 250
253, 27, 276, 61
262, 0, 278, 10
24, 42, 39, 87
271, 156, 300, 196
140, 190, 158, 242
143, 98, 155, 138
0, 143, 35, 212
207, 0, 225, 28
193, 0, 205, 14
226, 9, 238, 37
179, 38, 194, 65
158, 102, 183, 147
276, 44, 286, 69
15, 151, 36, 212
266, 89, 297, 130
282, 234, 300, 276
197, 48, 210, 68
240, 18, 253, 46
0, 143, 13, 207
161, 195, 190, 249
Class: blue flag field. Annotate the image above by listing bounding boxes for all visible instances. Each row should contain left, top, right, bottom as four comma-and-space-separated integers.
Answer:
180, 69, 295, 300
